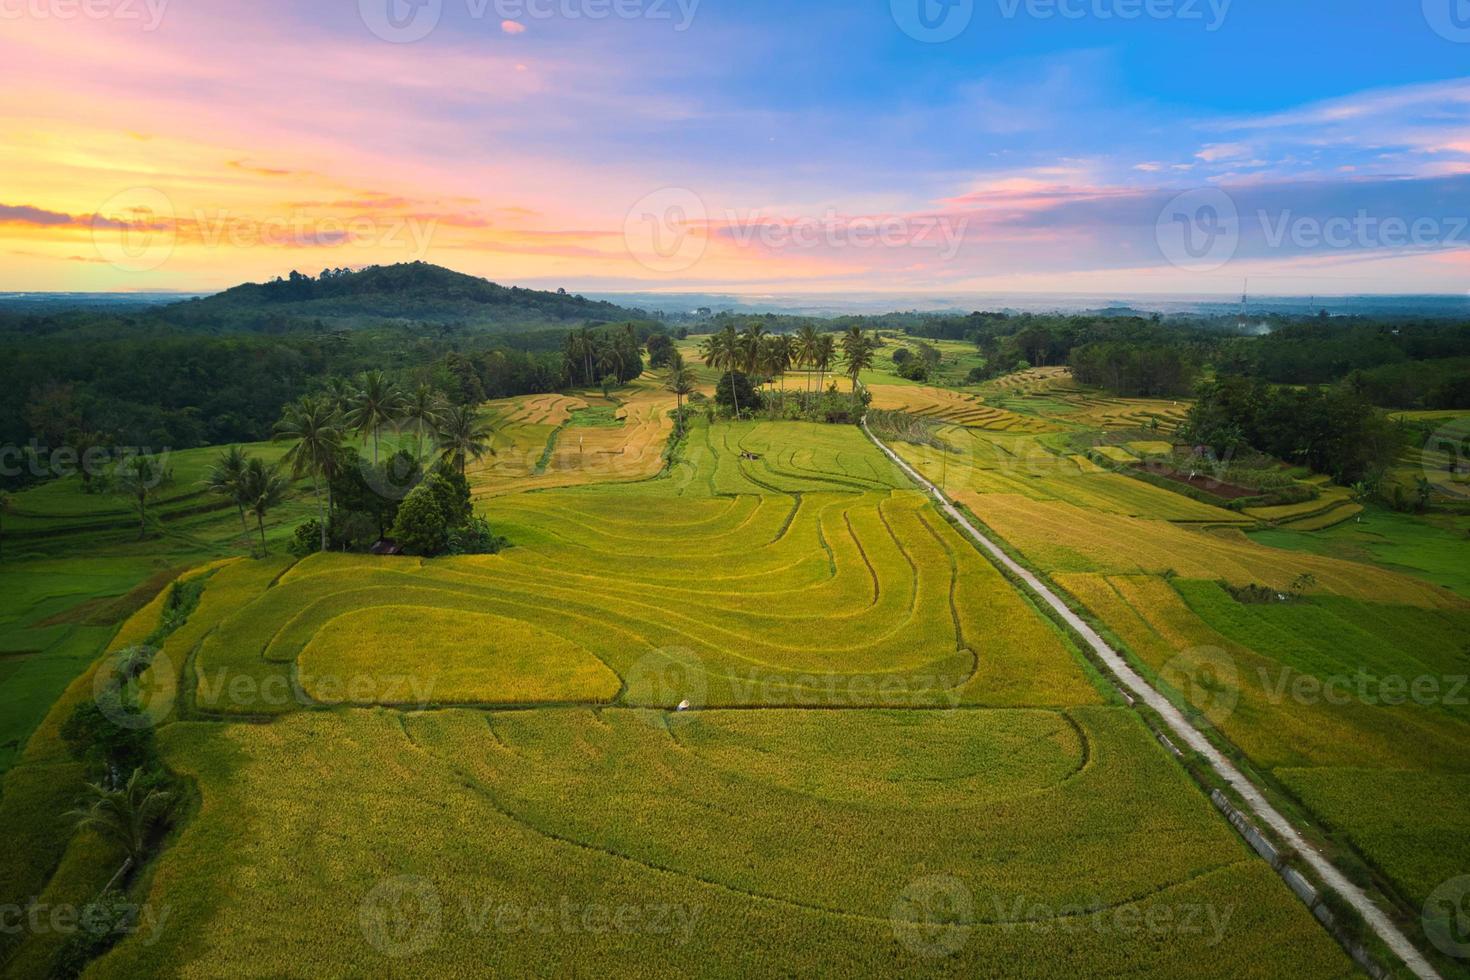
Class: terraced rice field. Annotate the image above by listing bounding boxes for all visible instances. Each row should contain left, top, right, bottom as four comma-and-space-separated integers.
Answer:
3, 413, 1362, 977
469, 379, 676, 498
868, 384, 1054, 433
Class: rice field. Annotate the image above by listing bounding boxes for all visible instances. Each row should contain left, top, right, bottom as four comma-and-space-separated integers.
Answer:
867, 384, 1055, 433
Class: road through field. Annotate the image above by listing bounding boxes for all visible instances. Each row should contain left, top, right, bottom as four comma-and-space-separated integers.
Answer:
860, 418, 1442, 980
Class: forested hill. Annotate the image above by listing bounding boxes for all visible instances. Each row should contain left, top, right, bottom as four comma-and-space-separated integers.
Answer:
160, 262, 644, 331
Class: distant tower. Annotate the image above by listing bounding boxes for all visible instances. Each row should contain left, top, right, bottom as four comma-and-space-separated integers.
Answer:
1237, 279, 1248, 328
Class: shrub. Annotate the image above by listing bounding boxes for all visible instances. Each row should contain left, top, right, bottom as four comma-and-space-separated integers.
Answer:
447, 516, 509, 556
897, 360, 930, 382
390, 485, 450, 557
289, 520, 324, 559
715, 371, 762, 414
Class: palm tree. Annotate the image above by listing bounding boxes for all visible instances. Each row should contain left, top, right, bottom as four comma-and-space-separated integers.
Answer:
112, 455, 174, 541
66, 768, 172, 866
664, 353, 697, 436
275, 396, 344, 553
324, 376, 355, 415
793, 324, 821, 396
346, 370, 405, 466
701, 325, 744, 418
436, 404, 496, 477
814, 335, 836, 394
739, 322, 768, 377
202, 446, 250, 537
765, 335, 793, 394
403, 384, 446, 464
842, 329, 876, 401
240, 457, 291, 553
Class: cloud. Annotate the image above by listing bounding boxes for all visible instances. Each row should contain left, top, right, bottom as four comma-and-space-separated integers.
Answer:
501, 20, 526, 34
0, 204, 81, 226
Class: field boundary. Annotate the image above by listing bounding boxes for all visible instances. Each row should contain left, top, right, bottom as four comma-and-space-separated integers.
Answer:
860, 417, 1442, 980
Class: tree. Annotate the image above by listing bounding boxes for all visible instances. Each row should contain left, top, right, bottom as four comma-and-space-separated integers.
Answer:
647, 333, 675, 369
275, 395, 344, 554
814, 335, 836, 393
842, 328, 876, 400
240, 457, 291, 553
664, 353, 696, 435
435, 404, 495, 477
202, 446, 251, 537
391, 483, 450, 557
345, 370, 405, 466
793, 324, 821, 396
765, 335, 793, 393
403, 384, 446, 463
0, 491, 10, 561
739, 322, 768, 376
65, 768, 172, 866
701, 325, 745, 417
112, 455, 174, 540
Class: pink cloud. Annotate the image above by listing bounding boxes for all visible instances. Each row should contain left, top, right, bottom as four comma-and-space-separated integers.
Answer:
501, 20, 527, 35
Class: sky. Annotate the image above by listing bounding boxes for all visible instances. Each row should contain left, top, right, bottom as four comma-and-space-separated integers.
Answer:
2, 0, 1469, 296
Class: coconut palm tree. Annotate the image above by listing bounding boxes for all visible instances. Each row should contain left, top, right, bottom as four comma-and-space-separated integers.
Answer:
112, 454, 174, 541
814, 335, 836, 394
739, 322, 768, 377
793, 324, 821, 396
701, 325, 744, 418
664, 352, 697, 436
436, 404, 496, 477
66, 767, 172, 866
239, 457, 291, 554
275, 395, 344, 553
403, 384, 447, 464
346, 370, 405, 466
202, 446, 251, 538
766, 335, 794, 394
842, 329, 876, 400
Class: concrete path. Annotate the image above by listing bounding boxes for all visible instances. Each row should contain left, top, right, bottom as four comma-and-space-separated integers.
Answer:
861, 419, 1441, 980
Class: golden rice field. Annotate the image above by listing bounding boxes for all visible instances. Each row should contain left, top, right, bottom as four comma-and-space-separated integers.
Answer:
1, 406, 1369, 978
867, 384, 1055, 433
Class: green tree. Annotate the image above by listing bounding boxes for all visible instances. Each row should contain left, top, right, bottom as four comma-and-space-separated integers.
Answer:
240, 457, 291, 553
793, 324, 821, 396
842, 329, 876, 400
404, 384, 446, 464
701, 325, 744, 418
391, 483, 450, 556
814, 334, 836, 393
0, 490, 10, 561
663, 352, 696, 435
346, 370, 405, 466
275, 395, 344, 554
112, 455, 174, 540
435, 405, 495, 477
202, 446, 251, 537
65, 768, 172, 866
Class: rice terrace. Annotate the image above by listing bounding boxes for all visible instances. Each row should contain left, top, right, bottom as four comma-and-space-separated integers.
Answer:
5, 4, 1470, 978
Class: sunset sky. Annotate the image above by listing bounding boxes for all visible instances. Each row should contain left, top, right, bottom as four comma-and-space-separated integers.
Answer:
3, 0, 1469, 295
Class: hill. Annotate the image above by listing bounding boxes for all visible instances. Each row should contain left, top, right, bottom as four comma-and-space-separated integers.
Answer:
161, 262, 645, 331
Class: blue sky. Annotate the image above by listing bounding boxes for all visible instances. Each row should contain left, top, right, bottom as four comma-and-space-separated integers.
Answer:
3, 0, 1468, 293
